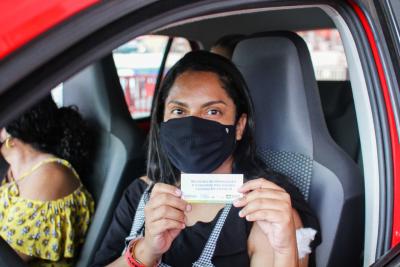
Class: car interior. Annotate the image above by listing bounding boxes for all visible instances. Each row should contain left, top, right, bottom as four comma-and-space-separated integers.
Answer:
60, 6, 366, 267
0, 5, 369, 267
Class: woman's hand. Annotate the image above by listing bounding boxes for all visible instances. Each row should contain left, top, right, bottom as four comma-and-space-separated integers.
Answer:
233, 178, 297, 256
136, 183, 191, 265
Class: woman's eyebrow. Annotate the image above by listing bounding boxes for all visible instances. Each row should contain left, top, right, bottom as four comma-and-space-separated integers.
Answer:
167, 100, 189, 107
201, 100, 227, 108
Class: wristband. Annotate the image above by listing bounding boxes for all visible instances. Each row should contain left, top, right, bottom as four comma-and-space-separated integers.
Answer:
125, 238, 161, 267
125, 237, 146, 267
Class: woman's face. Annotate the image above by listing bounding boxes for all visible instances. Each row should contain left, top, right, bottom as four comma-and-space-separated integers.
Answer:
164, 70, 247, 140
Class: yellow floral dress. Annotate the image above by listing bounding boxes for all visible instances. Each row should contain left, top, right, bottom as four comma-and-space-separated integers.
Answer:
0, 158, 95, 267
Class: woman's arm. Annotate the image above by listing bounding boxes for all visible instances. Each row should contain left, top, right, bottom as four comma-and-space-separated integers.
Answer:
16, 252, 34, 262
247, 209, 308, 267
234, 178, 308, 267
106, 183, 189, 267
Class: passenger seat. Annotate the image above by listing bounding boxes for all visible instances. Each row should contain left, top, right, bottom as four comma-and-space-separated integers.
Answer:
233, 31, 364, 267
318, 81, 361, 165
63, 55, 146, 267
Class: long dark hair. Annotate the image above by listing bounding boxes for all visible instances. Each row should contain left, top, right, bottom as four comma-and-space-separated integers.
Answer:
147, 51, 267, 184
5, 96, 93, 178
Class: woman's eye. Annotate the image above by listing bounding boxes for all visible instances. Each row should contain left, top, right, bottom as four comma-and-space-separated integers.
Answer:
171, 109, 184, 115
207, 109, 221, 116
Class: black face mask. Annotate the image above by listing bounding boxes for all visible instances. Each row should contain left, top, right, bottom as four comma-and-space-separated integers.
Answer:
160, 116, 236, 173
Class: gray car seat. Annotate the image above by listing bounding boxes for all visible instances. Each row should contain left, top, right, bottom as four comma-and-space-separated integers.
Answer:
63, 55, 146, 266
232, 32, 364, 267
318, 81, 361, 165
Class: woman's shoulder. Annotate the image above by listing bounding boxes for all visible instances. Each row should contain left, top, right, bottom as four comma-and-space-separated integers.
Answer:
117, 176, 151, 207
0, 184, 94, 261
128, 176, 151, 194
19, 162, 80, 201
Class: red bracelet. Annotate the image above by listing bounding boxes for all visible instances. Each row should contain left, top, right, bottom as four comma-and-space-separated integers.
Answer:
125, 238, 146, 267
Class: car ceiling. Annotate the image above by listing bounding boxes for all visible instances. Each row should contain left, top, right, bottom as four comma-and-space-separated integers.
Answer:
157, 7, 335, 48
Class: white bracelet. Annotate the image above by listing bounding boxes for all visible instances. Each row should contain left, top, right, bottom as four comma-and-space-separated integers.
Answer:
296, 228, 317, 259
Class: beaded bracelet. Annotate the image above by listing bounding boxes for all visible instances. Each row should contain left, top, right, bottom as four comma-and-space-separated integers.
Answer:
125, 237, 146, 267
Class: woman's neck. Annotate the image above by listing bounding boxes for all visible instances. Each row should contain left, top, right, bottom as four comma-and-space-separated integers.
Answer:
8, 145, 52, 180
212, 156, 234, 174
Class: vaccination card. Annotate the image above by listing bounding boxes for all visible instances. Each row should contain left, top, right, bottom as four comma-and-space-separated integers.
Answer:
181, 173, 243, 203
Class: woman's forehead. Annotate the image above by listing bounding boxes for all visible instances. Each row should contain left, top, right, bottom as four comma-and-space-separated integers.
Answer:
166, 71, 232, 103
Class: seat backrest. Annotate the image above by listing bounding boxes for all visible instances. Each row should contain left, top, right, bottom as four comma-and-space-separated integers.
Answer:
63, 55, 146, 266
318, 81, 361, 164
232, 32, 364, 267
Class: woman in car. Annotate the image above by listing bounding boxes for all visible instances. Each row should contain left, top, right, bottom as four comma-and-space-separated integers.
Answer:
0, 96, 95, 266
93, 51, 320, 267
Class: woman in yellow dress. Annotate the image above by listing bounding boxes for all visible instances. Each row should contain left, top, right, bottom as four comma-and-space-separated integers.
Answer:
0, 96, 95, 266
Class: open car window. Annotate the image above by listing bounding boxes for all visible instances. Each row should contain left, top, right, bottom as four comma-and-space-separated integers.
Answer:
297, 29, 348, 81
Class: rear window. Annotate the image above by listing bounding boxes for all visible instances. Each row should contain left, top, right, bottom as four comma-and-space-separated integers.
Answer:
297, 29, 348, 81
113, 35, 191, 119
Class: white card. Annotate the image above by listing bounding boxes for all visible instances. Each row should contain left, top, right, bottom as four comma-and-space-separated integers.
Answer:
181, 173, 243, 203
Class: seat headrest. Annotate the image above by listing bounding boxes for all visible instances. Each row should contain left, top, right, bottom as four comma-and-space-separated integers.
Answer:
63, 55, 133, 132
232, 31, 329, 159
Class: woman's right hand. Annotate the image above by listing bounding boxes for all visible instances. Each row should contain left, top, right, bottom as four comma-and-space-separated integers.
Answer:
135, 183, 190, 265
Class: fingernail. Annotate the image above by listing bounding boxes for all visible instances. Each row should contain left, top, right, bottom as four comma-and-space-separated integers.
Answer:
233, 199, 241, 206
186, 204, 192, 212
238, 210, 244, 217
175, 189, 182, 196
181, 223, 186, 229
246, 215, 251, 221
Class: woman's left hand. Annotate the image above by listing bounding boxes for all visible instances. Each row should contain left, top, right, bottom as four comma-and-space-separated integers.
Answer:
233, 178, 297, 255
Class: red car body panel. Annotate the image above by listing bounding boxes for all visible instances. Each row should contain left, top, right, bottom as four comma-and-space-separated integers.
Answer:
0, 0, 99, 60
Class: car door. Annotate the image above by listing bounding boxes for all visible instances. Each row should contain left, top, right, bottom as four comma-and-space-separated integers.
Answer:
0, 1, 399, 266
359, 0, 400, 265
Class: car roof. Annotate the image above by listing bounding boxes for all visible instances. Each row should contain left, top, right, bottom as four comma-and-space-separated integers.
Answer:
157, 7, 335, 48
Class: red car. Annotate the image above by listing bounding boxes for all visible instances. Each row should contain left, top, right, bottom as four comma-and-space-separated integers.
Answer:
0, 1, 399, 266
